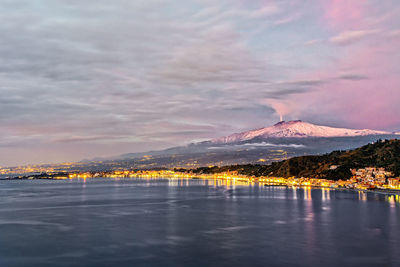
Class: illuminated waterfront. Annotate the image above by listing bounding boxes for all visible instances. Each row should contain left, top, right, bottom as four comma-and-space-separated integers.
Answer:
12, 168, 398, 193
0, 178, 399, 267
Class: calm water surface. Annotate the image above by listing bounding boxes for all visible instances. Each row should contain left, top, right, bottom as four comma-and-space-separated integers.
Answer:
0, 178, 399, 267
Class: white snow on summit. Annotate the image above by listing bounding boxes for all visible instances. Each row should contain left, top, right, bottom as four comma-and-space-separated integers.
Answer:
212, 120, 395, 143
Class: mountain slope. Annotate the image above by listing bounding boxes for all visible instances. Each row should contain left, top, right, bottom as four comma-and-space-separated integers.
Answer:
81, 121, 398, 170
190, 139, 400, 180
212, 120, 394, 143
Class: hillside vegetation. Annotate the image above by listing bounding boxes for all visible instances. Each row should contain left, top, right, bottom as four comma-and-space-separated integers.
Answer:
186, 139, 400, 180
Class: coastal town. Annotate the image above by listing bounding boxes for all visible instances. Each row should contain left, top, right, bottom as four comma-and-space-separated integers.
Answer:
5, 166, 400, 193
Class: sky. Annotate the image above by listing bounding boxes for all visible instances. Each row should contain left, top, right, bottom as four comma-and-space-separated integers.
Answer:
1, 0, 400, 166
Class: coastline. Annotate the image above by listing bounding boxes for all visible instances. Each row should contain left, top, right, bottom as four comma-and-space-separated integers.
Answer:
2, 172, 400, 197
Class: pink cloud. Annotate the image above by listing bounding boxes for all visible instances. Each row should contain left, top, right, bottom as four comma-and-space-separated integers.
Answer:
322, 0, 367, 30
266, 1, 400, 131
330, 29, 380, 45
281, 36, 400, 130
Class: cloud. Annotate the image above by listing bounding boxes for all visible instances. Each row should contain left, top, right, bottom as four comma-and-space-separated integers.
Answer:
0, 0, 399, 166
52, 136, 124, 143
330, 29, 380, 45
304, 39, 322, 46
321, 0, 368, 30
337, 74, 369, 80
208, 142, 306, 150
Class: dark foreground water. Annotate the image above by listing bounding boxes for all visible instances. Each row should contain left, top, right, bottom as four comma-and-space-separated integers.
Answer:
0, 178, 399, 267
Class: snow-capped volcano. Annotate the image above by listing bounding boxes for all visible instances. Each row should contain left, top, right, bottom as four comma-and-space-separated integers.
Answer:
212, 120, 396, 143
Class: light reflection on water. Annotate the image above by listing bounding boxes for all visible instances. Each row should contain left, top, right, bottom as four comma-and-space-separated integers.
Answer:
0, 177, 399, 267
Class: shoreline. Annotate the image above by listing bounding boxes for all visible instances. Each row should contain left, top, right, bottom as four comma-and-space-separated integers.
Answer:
2, 174, 400, 196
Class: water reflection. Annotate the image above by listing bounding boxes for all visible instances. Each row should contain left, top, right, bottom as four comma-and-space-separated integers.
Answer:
321, 188, 330, 202
115, 176, 400, 206
304, 187, 312, 201
358, 191, 367, 202
0, 178, 399, 267
387, 195, 400, 208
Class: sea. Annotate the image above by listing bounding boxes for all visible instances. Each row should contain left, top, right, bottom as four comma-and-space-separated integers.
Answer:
0, 178, 399, 267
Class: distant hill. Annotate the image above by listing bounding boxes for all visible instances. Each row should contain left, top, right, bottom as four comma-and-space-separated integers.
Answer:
188, 139, 400, 180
